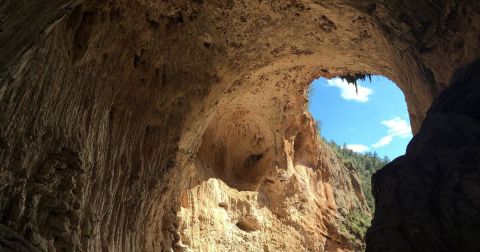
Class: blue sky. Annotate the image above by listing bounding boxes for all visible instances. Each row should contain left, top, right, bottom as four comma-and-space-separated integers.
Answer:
308, 76, 412, 160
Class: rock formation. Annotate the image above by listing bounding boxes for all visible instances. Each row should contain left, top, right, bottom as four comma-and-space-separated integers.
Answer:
367, 59, 480, 252
0, 0, 479, 251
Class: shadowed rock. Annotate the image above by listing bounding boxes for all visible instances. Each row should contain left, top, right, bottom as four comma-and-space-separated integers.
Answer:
367, 59, 480, 252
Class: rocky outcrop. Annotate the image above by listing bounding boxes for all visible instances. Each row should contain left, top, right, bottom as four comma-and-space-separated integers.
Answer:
367, 59, 480, 252
0, 0, 479, 251
178, 138, 370, 251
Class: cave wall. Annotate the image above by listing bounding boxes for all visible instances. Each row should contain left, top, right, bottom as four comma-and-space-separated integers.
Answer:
0, 0, 479, 251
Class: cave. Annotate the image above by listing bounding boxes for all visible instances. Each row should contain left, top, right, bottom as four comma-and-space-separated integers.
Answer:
1, 1, 480, 251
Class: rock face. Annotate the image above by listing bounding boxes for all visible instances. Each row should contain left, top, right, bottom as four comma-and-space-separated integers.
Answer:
367, 59, 480, 252
0, 0, 480, 251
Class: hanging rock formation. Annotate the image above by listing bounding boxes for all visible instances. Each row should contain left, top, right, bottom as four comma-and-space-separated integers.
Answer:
0, 0, 479, 251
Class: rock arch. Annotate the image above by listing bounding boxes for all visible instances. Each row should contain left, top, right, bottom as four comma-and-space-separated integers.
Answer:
0, 0, 479, 251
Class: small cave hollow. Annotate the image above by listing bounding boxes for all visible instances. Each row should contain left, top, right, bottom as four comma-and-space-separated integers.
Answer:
235, 215, 261, 232
196, 106, 275, 191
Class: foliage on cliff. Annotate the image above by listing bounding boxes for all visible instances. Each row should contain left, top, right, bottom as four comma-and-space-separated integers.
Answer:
338, 208, 371, 247
325, 140, 389, 211
313, 119, 390, 210
319, 133, 390, 248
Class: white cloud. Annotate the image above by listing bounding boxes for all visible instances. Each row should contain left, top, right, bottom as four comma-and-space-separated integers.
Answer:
346, 144, 370, 153
372, 117, 412, 148
326, 78, 373, 103
382, 117, 412, 138
372, 135, 393, 148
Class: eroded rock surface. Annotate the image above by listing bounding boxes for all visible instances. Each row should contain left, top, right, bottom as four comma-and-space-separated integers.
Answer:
0, 0, 479, 251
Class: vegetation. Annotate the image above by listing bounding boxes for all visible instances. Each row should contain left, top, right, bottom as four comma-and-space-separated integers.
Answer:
338, 209, 372, 246
339, 73, 373, 94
